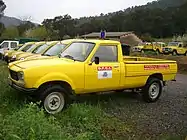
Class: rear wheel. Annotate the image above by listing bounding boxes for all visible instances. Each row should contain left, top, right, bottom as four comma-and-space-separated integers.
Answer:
142, 78, 163, 103
39, 85, 69, 114
185, 51, 187, 56
172, 50, 177, 56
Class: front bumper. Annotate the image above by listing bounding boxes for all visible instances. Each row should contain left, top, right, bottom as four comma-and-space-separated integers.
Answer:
162, 51, 172, 55
9, 78, 37, 94
8, 57, 16, 63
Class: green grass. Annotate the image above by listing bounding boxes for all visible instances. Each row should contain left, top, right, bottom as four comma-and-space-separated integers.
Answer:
0, 60, 185, 140
0, 61, 132, 140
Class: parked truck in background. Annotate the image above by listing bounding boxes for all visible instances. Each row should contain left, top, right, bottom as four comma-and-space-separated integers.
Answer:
162, 41, 187, 56
0, 40, 19, 59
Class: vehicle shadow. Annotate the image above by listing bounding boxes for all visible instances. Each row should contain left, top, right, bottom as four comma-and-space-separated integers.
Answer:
72, 90, 144, 106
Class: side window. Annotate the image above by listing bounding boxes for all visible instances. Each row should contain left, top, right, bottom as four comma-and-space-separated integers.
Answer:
92, 45, 118, 62
1, 42, 8, 48
11, 42, 17, 48
179, 44, 182, 47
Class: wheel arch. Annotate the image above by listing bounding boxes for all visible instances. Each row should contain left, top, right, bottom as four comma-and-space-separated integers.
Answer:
147, 73, 163, 83
38, 80, 73, 95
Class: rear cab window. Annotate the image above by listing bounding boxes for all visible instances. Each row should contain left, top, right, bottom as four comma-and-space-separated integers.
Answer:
10, 42, 18, 48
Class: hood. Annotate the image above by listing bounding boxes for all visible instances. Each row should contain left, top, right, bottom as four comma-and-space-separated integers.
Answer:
24, 54, 41, 60
16, 52, 33, 59
11, 57, 75, 69
11, 51, 24, 57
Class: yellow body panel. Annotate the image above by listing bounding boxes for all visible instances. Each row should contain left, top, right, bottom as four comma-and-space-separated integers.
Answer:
8, 39, 178, 95
143, 42, 166, 53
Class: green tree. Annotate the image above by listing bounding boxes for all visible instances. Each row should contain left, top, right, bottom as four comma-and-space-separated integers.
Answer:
17, 21, 36, 37
1, 26, 19, 39
25, 26, 48, 40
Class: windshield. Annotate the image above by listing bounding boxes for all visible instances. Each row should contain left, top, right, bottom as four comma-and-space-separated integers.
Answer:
15, 45, 23, 50
26, 44, 44, 52
168, 42, 179, 46
20, 44, 33, 52
43, 43, 67, 56
60, 42, 95, 61
33, 44, 49, 54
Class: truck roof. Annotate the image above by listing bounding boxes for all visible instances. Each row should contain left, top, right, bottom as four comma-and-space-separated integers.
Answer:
72, 39, 121, 44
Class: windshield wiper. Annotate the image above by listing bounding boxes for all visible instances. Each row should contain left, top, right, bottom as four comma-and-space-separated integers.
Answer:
62, 55, 80, 61
42, 54, 51, 56
63, 55, 75, 60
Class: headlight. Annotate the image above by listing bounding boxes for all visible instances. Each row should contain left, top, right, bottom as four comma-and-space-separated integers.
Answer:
17, 71, 24, 81
20, 58, 25, 60
12, 55, 16, 59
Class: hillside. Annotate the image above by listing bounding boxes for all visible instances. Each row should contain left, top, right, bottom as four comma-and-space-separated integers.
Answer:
0, 16, 40, 27
77, 0, 187, 25
0, 16, 23, 27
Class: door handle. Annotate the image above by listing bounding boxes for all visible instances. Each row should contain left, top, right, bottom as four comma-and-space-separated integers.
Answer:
114, 65, 119, 68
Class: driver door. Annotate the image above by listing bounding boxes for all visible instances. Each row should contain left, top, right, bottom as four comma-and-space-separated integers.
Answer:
84, 45, 121, 92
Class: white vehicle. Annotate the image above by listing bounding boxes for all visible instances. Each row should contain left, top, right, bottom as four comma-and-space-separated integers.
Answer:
0, 40, 19, 59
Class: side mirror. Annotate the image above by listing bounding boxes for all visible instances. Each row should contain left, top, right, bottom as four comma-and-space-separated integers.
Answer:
94, 56, 99, 64
89, 56, 99, 65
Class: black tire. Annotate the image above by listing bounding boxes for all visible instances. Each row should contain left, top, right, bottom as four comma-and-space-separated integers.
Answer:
185, 51, 187, 56
142, 78, 163, 103
39, 84, 69, 114
156, 49, 160, 55
0, 53, 2, 60
172, 50, 177, 56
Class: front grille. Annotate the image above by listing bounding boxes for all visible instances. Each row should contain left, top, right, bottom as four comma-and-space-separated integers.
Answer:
164, 48, 168, 51
9, 69, 18, 81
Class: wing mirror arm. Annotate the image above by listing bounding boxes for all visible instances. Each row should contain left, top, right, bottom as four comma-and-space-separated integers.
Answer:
89, 57, 100, 65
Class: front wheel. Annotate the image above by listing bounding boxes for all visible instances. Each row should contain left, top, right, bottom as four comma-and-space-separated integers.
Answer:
156, 49, 160, 55
142, 78, 163, 103
39, 85, 68, 114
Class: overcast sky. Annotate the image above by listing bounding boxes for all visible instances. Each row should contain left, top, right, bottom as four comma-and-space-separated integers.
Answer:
4, 0, 154, 23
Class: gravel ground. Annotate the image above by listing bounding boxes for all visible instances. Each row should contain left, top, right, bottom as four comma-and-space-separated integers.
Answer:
77, 74, 187, 139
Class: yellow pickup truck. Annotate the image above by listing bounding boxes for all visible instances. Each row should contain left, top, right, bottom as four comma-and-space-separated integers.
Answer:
8, 39, 177, 114
162, 42, 187, 56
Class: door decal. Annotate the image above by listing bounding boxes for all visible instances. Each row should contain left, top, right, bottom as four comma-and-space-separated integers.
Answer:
97, 66, 112, 79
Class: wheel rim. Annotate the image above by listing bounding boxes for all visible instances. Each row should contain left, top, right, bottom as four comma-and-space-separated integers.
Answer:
148, 83, 160, 100
44, 92, 65, 114
173, 51, 177, 55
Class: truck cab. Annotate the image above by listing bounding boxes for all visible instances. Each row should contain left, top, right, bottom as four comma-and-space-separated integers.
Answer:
162, 42, 187, 56
8, 39, 177, 114
0, 40, 19, 59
